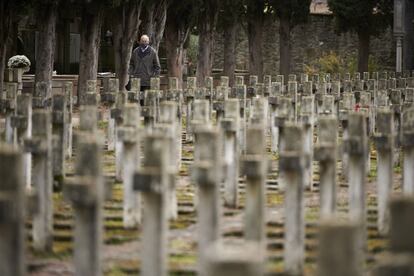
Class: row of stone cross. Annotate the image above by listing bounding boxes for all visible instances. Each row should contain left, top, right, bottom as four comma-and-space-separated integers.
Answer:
1, 68, 414, 275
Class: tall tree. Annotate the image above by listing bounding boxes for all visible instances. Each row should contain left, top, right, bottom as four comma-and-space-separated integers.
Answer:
75, 0, 105, 105
270, 0, 311, 79
164, 0, 195, 88
218, 0, 244, 86
328, 0, 393, 73
246, 0, 266, 80
195, 0, 220, 87
0, 1, 26, 97
140, 0, 168, 52
111, 0, 144, 91
34, 0, 59, 100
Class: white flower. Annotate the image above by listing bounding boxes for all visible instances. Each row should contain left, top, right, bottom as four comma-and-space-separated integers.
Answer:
7, 55, 31, 70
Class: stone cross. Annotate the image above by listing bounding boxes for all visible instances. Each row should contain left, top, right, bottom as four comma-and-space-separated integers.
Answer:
150, 77, 161, 91
339, 93, 355, 180
250, 97, 268, 127
312, 74, 320, 86
287, 81, 298, 120
153, 102, 180, 220
269, 82, 282, 153
299, 95, 315, 190
390, 89, 403, 138
79, 105, 98, 135
263, 75, 272, 96
52, 93, 68, 189
331, 81, 341, 115
344, 112, 368, 245
241, 126, 267, 243
221, 99, 240, 208
372, 197, 414, 275
354, 72, 361, 82
235, 83, 247, 152
373, 254, 414, 275
388, 78, 397, 90
363, 72, 370, 81
389, 197, 414, 254
377, 90, 389, 107
235, 76, 244, 86
133, 134, 169, 276
81, 80, 100, 106
64, 134, 104, 276
404, 88, 414, 112
355, 79, 365, 92
105, 78, 119, 151
379, 79, 388, 91
398, 77, 407, 89
32, 81, 51, 110
192, 127, 221, 272
367, 79, 378, 99
276, 75, 285, 86
117, 104, 141, 228
314, 116, 338, 217
3, 82, 18, 143
275, 97, 296, 191
319, 95, 335, 116
24, 110, 53, 251
359, 91, 375, 136
300, 73, 309, 84
0, 146, 26, 276
342, 80, 352, 94
159, 101, 181, 169
204, 241, 264, 276
373, 108, 394, 234
12, 93, 32, 188
63, 82, 73, 158
279, 123, 305, 275
191, 99, 211, 137
142, 90, 159, 128
128, 78, 140, 103
213, 84, 228, 123
204, 77, 214, 116
407, 77, 414, 88
318, 219, 363, 276
168, 77, 179, 91
402, 107, 414, 194
316, 82, 328, 114
185, 77, 196, 141
4, 68, 24, 92
113, 91, 128, 182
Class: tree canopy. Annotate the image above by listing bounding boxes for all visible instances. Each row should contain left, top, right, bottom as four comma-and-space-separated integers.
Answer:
328, 0, 393, 36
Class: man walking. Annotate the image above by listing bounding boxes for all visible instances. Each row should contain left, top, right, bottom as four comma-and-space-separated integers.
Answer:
129, 34, 161, 92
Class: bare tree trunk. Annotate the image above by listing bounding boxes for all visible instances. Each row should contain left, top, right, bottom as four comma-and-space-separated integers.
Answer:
77, 3, 103, 105
0, 1, 12, 96
112, 1, 143, 91
0, 43, 6, 95
279, 16, 291, 81
223, 18, 237, 86
196, 24, 214, 87
195, 0, 219, 87
34, 3, 57, 100
358, 31, 370, 73
247, 18, 264, 80
165, 15, 190, 89
141, 0, 167, 52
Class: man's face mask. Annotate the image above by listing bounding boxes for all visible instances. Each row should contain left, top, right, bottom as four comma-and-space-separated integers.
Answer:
140, 39, 149, 47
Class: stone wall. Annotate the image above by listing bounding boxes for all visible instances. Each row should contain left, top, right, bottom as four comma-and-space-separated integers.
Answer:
213, 14, 396, 76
